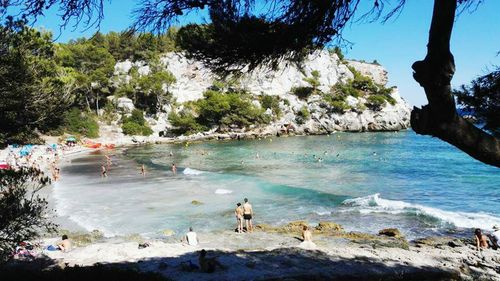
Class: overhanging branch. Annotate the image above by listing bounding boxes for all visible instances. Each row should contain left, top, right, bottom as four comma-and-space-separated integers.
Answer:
411, 0, 500, 167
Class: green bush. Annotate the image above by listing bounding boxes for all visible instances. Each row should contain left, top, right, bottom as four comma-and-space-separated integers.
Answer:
123, 109, 146, 125
295, 106, 310, 125
121, 109, 153, 136
101, 102, 117, 125
291, 86, 314, 100
329, 46, 345, 61
322, 93, 351, 113
366, 95, 387, 110
168, 89, 270, 136
63, 108, 99, 138
196, 90, 269, 127
333, 83, 361, 98
260, 95, 282, 118
168, 111, 206, 135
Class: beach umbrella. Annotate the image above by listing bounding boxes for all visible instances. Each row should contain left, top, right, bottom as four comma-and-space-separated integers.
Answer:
66, 136, 77, 142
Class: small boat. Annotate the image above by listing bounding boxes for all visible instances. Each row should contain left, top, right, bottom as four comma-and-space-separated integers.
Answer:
0, 162, 11, 170
85, 142, 102, 149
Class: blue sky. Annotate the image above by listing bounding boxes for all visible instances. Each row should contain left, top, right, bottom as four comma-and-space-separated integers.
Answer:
12, 0, 500, 106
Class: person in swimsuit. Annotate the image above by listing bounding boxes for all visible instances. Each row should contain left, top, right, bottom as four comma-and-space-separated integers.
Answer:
171, 163, 177, 174
475, 228, 489, 250
243, 198, 253, 232
302, 225, 312, 242
57, 235, 72, 252
235, 203, 244, 233
101, 164, 107, 177
141, 164, 146, 176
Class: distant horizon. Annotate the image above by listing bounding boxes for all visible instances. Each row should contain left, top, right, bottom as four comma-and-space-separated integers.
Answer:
6, 0, 499, 106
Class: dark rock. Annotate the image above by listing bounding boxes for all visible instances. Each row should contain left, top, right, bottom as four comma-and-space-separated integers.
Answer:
378, 228, 403, 239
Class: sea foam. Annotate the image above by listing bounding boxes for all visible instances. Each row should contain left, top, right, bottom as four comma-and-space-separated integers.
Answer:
215, 188, 233, 194
341, 193, 500, 230
183, 167, 205, 175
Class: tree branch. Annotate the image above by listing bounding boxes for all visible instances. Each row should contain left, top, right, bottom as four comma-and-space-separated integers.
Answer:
411, 0, 500, 167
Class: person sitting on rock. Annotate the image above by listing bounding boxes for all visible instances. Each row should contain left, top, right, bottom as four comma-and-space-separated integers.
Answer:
488, 225, 500, 250
299, 225, 317, 249
184, 227, 199, 246
302, 225, 313, 242
474, 228, 489, 250
57, 235, 72, 252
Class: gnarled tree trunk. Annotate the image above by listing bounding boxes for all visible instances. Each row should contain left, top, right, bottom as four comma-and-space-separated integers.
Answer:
411, 0, 500, 167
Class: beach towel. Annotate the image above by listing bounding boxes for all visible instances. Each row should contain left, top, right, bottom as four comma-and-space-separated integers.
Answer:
47, 245, 59, 251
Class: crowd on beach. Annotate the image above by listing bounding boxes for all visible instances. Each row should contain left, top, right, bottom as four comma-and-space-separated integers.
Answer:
0, 143, 70, 181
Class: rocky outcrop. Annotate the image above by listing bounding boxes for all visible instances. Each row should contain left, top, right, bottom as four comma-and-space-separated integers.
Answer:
378, 228, 403, 239
113, 50, 411, 137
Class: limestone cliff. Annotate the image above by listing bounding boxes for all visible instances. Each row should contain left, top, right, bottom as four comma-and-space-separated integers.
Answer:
113, 50, 411, 138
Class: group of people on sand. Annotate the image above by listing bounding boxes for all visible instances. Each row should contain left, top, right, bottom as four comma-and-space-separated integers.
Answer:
474, 225, 500, 250
235, 198, 254, 233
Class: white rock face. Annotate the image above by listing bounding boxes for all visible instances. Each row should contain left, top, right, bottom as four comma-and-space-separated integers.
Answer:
160, 53, 214, 103
346, 60, 388, 85
113, 50, 411, 136
116, 97, 135, 113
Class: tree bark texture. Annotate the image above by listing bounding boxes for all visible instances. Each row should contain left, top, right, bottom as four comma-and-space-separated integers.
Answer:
411, 0, 500, 167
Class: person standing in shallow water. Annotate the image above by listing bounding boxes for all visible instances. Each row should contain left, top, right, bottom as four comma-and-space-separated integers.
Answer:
243, 198, 253, 232
235, 203, 244, 233
171, 163, 177, 174
141, 164, 146, 176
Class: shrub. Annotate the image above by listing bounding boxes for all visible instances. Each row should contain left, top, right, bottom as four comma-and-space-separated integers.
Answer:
0, 168, 56, 261
123, 109, 147, 125
322, 93, 351, 113
121, 109, 153, 136
260, 95, 282, 118
366, 95, 387, 110
101, 102, 117, 125
295, 106, 310, 125
168, 89, 270, 135
168, 111, 206, 135
329, 46, 345, 61
291, 86, 314, 100
303, 70, 321, 91
196, 90, 269, 128
63, 108, 99, 138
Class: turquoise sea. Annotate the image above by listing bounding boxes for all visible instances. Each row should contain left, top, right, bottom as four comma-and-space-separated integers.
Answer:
54, 130, 500, 239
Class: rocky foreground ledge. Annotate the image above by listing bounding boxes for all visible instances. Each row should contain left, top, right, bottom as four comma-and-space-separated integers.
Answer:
5, 222, 499, 281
